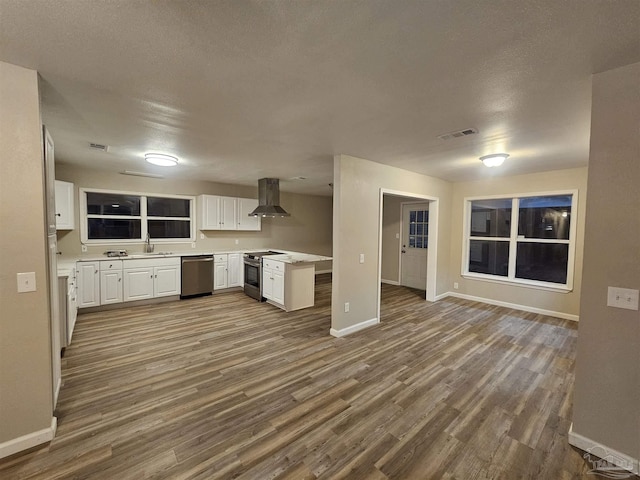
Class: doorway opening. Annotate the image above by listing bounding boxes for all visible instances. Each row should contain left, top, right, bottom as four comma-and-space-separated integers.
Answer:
377, 189, 438, 323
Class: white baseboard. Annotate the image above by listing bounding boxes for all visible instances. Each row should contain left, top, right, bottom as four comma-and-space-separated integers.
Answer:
315, 269, 332, 275
434, 292, 450, 301
568, 423, 639, 476
330, 317, 379, 337
381, 279, 400, 285
442, 292, 579, 321
0, 416, 57, 460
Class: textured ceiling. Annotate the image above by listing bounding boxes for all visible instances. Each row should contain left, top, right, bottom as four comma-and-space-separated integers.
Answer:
1, 0, 638, 195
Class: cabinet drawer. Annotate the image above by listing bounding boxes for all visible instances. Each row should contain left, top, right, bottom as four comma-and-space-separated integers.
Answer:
214, 254, 228, 263
100, 260, 123, 270
263, 259, 284, 271
125, 257, 180, 269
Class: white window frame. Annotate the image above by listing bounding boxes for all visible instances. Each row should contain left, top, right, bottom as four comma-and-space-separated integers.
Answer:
461, 189, 578, 292
80, 188, 196, 245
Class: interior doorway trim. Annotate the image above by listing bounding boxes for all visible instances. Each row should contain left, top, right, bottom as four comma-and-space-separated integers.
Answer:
378, 188, 439, 322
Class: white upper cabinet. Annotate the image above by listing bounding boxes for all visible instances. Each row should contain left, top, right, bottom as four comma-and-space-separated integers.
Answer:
54, 180, 75, 230
198, 195, 261, 231
237, 198, 261, 231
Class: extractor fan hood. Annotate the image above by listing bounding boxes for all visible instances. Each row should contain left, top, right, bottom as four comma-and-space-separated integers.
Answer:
249, 178, 290, 217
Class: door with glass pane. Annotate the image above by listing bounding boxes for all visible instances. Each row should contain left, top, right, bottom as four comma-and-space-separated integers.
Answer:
401, 203, 429, 290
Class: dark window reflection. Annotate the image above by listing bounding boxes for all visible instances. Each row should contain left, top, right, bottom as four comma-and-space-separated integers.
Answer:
468, 240, 509, 276
516, 243, 568, 284
147, 197, 191, 217
87, 193, 140, 216
148, 220, 191, 238
88, 219, 141, 239
470, 199, 511, 237
518, 195, 572, 240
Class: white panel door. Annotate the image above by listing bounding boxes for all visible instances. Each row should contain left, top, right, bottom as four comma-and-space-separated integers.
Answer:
227, 253, 243, 287
77, 262, 100, 307
123, 268, 154, 301
154, 265, 180, 297
214, 262, 228, 290
54, 180, 75, 230
237, 198, 261, 231
272, 269, 285, 305
401, 203, 429, 290
220, 196, 237, 230
100, 270, 122, 304
262, 267, 273, 300
200, 195, 221, 230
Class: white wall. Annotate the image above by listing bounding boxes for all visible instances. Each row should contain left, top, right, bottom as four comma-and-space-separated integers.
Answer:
0, 62, 53, 449
448, 167, 588, 319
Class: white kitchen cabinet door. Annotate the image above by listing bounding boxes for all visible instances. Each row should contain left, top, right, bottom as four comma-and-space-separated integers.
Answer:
154, 265, 180, 297
54, 180, 75, 230
199, 195, 221, 230
272, 269, 285, 305
100, 270, 123, 304
220, 196, 237, 230
123, 268, 154, 301
77, 262, 100, 308
262, 266, 273, 300
237, 198, 261, 231
214, 261, 228, 290
227, 253, 243, 287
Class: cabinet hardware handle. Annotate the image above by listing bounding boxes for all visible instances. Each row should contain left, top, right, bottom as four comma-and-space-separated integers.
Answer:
56, 213, 61, 216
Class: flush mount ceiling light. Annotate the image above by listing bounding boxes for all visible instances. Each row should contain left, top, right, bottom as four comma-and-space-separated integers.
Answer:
145, 153, 178, 167
480, 153, 509, 167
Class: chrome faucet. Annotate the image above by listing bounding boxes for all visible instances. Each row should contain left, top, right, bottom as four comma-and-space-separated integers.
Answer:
145, 233, 154, 253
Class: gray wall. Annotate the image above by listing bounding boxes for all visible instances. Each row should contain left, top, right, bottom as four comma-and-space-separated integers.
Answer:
55, 165, 333, 267
572, 62, 639, 459
449, 167, 588, 318
332, 154, 452, 333
0, 62, 53, 444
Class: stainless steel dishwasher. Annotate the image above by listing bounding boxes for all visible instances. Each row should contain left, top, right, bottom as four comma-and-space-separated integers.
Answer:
180, 255, 214, 298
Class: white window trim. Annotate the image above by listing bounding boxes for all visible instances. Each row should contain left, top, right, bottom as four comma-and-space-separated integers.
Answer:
461, 189, 578, 293
80, 187, 196, 245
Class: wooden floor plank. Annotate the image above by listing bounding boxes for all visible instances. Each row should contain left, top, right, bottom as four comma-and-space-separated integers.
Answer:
0, 275, 600, 479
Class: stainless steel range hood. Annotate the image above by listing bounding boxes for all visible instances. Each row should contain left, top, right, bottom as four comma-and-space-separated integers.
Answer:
249, 178, 290, 217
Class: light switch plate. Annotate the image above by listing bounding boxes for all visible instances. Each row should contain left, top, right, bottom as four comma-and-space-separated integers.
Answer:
17, 272, 36, 293
607, 287, 639, 311
359, 253, 365, 264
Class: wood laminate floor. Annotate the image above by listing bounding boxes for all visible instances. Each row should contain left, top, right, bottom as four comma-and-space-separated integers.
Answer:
1, 275, 608, 479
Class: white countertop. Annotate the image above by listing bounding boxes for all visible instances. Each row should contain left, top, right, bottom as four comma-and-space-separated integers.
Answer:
59, 249, 332, 273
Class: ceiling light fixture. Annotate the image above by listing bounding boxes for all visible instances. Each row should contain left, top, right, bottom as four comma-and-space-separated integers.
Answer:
145, 153, 178, 167
480, 153, 509, 167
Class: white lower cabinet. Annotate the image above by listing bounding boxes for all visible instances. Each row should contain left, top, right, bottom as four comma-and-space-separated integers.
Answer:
154, 265, 180, 297
77, 261, 100, 308
79, 257, 180, 307
123, 268, 155, 301
100, 260, 123, 304
213, 253, 243, 290
262, 259, 315, 312
228, 253, 243, 287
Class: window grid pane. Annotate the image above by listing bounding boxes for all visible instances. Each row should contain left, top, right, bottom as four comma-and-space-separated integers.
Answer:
409, 209, 429, 249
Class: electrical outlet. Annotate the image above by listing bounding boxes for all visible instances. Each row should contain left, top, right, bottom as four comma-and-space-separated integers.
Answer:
359, 253, 364, 264
200, 233, 205, 239
607, 287, 639, 311
344, 302, 350, 313
395, 233, 400, 239
17, 272, 36, 293
81, 244, 87, 253
454, 282, 459, 289
191, 242, 196, 248
235, 239, 239, 245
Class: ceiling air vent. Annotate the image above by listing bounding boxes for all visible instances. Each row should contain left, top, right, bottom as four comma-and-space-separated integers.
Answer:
437, 128, 478, 141
89, 142, 109, 152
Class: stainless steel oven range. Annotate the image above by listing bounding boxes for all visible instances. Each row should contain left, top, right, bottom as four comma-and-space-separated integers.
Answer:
243, 251, 283, 301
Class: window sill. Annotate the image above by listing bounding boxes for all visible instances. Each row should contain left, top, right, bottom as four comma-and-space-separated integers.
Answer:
461, 273, 573, 293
